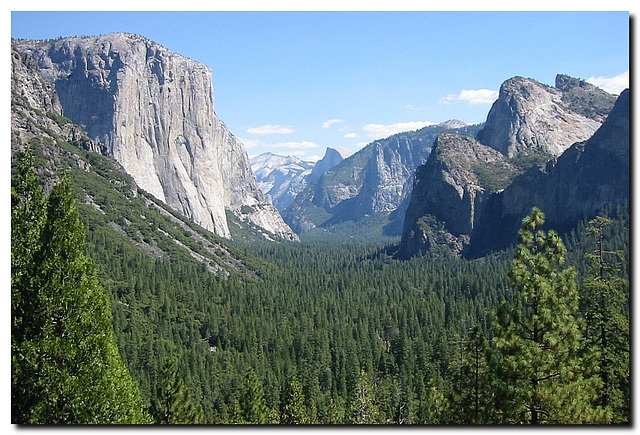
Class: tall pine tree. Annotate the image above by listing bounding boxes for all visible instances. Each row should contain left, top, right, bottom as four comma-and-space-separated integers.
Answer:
447, 326, 496, 424
241, 368, 273, 424
153, 356, 205, 424
11, 149, 149, 424
581, 216, 629, 423
493, 207, 606, 424
281, 377, 310, 424
348, 370, 382, 424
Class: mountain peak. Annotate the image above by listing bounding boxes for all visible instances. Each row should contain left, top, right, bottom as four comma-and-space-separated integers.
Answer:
326, 147, 354, 159
477, 75, 609, 157
309, 147, 353, 181
439, 119, 468, 129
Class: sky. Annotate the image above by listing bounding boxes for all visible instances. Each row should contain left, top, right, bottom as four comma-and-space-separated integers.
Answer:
10, 8, 630, 162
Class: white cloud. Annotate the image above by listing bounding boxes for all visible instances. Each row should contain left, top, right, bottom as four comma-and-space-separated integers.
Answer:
322, 119, 343, 129
246, 124, 294, 135
362, 121, 436, 138
441, 89, 499, 105
587, 71, 629, 95
238, 138, 263, 149
273, 141, 320, 150
344, 132, 358, 139
304, 154, 323, 163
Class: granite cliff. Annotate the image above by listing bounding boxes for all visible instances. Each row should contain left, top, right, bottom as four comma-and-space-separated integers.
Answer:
470, 88, 629, 256
476, 75, 611, 157
12, 33, 297, 241
11, 44, 264, 275
399, 132, 514, 255
400, 75, 625, 258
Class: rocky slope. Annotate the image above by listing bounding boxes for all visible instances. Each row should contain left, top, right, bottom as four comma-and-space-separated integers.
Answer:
12, 33, 297, 241
308, 147, 353, 182
251, 153, 314, 211
400, 76, 626, 258
399, 132, 514, 255
470, 88, 629, 256
476, 75, 611, 157
283, 121, 482, 236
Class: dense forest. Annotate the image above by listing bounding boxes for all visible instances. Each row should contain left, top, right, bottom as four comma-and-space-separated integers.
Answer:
11, 142, 629, 424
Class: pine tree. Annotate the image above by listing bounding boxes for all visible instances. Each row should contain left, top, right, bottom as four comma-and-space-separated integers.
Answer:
241, 368, 272, 424
493, 207, 607, 424
417, 378, 448, 424
11, 151, 149, 424
11, 148, 47, 360
12, 148, 48, 423
447, 326, 496, 424
348, 370, 382, 424
281, 377, 310, 424
153, 356, 205, 424
581, 216, 629, 423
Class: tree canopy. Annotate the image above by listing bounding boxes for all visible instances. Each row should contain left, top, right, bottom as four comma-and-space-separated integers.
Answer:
11, 149, 149, 424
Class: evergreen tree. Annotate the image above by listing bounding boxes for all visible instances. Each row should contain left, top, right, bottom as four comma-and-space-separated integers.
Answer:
581, 216, 629, 423
241, 368, 272, 424
11, 148, 47, 359
348, 370, 382, 424
447, 326, 496, 424
416, 378, 448, 424
11, 151, 149, 424
281, 377, 310, 424
493, 207, 606, 424
153, 356, 205, 424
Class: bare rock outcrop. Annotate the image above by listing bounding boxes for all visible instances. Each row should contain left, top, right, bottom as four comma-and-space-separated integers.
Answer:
399, 132, 513, 255
283, 121, 482, 235
12, 33, 297, 241
477, 76, 604, 157
400, 78, 627, 258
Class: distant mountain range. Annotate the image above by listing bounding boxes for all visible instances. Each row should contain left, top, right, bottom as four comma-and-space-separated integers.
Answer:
250, 147, 352, 211
282, 120, 483, 237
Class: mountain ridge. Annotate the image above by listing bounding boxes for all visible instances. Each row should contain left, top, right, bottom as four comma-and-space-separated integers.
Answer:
283, 120, 483, 237
399, 80, 627, 258
250, 147, 352, 212
11, 43, 263, 277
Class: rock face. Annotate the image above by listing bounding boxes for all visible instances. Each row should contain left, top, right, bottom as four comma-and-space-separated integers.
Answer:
476, 76, 606, 157
400, 75, 627, 258
399, 132, 514, 255
308, 147, 353, 182
11, 45, 107, 159
12, 33, 297, 241
283, 121, 482, 235
471, 88, 629, 256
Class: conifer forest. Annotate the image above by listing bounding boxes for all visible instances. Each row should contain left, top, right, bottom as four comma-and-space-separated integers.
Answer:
11, 141, 630, 424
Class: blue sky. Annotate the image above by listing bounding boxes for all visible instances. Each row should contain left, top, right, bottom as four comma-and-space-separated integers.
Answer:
10, 9, 630, 161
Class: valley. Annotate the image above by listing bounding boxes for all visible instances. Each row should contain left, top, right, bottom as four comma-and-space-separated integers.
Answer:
10, 33, 630, 425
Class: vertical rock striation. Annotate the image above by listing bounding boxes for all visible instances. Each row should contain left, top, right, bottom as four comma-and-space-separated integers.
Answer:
283, 121, 482, 235
13, 33, 297, 241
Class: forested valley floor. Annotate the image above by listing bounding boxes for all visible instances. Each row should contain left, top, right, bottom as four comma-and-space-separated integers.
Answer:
12, 147, 629, 424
